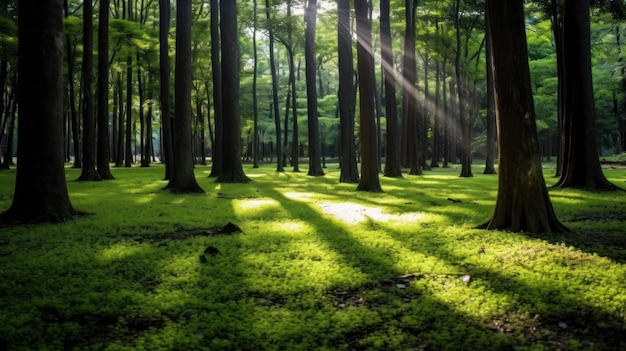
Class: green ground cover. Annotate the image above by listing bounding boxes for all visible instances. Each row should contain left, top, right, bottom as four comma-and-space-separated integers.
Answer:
0, 163, 625, 350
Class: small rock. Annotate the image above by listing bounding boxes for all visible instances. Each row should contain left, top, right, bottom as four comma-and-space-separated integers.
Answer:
460, 275, 472, 284
204, 246, 221, 256
395, 283, 407, 289
222, 222, 242, 234
558, 321, 568, 329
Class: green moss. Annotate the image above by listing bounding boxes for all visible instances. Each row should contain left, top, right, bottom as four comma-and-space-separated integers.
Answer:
0, 163, 625, 350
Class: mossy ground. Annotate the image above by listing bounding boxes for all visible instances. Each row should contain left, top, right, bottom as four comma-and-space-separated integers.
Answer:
0, 163, 625, 350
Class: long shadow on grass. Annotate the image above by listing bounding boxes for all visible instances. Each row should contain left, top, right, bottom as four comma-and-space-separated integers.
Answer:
262, 186, 525, 350
378, 220, 626, 349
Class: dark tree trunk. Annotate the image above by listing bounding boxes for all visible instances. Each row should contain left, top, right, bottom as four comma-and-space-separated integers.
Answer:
430, 57, 441, 169
166, 0, 204, 193
1, 86, 16, 169
551, 0, 565, 177
484, 10, 497, 175
482, 0, 566, 234
64, 3, 81, 169
209, 0, 223, 178
115, 72, 125, 166
97, 0, 114, 179
401, 0, 421, 175
252, 0, 259, 169
442, 59, 449, 167
381, 0, 402, 178
455, 0, 472, 178
159, 0, 173, 178
1, 0, 78, 223
338, 0, 359, 183
266, 0, 283, 172
217, 0, 250, 183
447, 79, 458, 164
355, 0, 382, 192
77, 0, 102, 181
124, 55, 133, 167
305, 0, 324, 176
289, 47, 299, 172
556, 0, 617, 191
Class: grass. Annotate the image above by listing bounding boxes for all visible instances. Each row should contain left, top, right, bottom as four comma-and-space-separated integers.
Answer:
0, 162, 625, 350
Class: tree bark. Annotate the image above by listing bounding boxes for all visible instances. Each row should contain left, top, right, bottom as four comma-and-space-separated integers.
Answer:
266, 0, 283, 172
1, 0, 78, 223
381, 0, 402, 178
166, 0, 204, 193
209, 0, 223, 178
355, 0, 382, 192
338, 0, 359, 183
482, 0, 566, 234
217, 0, 250, 183
401, 0, 422, 175
77, 0, 102, 181
305, 0, 324, 176
484, 9, 497, 175
97, 0, 114, 179
455, 0, 472, 178
159, 0, 173, 179
556, 0, 617, 191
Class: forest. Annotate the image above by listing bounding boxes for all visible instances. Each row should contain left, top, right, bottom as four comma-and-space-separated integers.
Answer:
1, 0, 626, 350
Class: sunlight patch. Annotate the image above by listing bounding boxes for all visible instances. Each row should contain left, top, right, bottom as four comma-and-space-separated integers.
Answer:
319, 202, 426, 224
238, 198, 281, 211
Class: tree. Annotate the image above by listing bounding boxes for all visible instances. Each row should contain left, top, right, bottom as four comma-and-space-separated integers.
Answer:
77, 0, 102, 181
209, 0, 223, 178
337, 0, 359, 183
304, 0, 324, 176
483, 7, 496, 175
217, 0, 250, 183
159, 0, 174, 180
454, 0, 472, 178
355, 0, 382, 192
555, 0, 617, 191
401, 0, 422, 175
1, 0, 78, 223
166, 0, 204, 193
481, 0, 566, 234
381, 0, 402, 178
266, 0, 283, 172
97, 0, 114, 180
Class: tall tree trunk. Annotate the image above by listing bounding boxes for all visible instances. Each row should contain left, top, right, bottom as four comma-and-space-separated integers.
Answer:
115, 72, 125, 166
78, 0, 102, 181
381, 0, 401, 177
1, 85, 16, 169
355, 0, 382, 192
209, 0, 223, 177
97, 0, 114, 179
266, 0, 283, 172
159, 0, 173, 178
290, 47, 299, 172
2, 0, 78, 223
64, 0, 82, 169
430, 57, 441, 169
304, 0, 324, 176
401, 0, 421, 175
217, 0, 249, 183
166, 0, 204, 192
484, 10, 497, 175
482, 0, 566, 234
125, 55, 133, 167
556, 0, 616, 190
455, 0, 472, 178
338, 0, 359, 183
252, 0, 259, 168
442, 59, 449, 167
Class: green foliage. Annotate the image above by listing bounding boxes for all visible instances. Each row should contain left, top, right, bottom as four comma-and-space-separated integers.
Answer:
1, 164, 625, 350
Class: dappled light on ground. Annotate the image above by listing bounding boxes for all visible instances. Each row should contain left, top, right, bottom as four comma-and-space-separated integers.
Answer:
318, 201, 427, 224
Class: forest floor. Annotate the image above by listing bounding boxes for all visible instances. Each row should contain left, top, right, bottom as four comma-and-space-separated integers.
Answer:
0, 163, 625, 351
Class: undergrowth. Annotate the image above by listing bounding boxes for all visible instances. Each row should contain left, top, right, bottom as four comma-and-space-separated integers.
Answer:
0, 163, 625, 350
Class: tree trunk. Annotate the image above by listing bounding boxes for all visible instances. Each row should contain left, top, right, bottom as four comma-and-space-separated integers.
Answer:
305, 0, 324, 176
484, 11, 497, 175
166, 0, 204, 193
209, 0, 223, 178
556, 0, 616, 191
455, 0, 472, 178
217, 0, 250, 183
355, 0, 382, 192
252, 0, 259, 169
125, 55, 133, 167
381, 0, 402, 177
482, 0, 566, 234
115, 72, 125, 166
1, 0, 78, 223
77, 0, 102, 181
159, 0, 173, 178
402, 0, 421, 175
1, 86, 16, 169
266, 0, 283, 172
97, 0, 114, 179
338, 0, 359, 183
